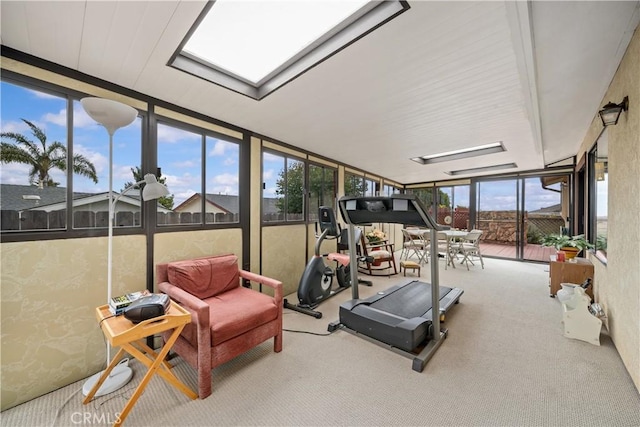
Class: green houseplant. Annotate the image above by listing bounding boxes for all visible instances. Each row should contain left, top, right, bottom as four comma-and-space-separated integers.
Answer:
542, 234, 594, 258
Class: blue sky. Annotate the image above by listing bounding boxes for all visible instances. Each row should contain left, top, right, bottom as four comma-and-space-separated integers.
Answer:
1, 81, 239, 207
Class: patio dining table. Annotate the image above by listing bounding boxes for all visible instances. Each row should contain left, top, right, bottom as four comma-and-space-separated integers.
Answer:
405, 228, 469, 268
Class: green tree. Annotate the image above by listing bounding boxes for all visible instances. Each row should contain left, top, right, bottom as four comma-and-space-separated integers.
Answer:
1, 118, 98, 186
344, 173, 367, 196
275, 161, 304, 215
124, 166, 174, 210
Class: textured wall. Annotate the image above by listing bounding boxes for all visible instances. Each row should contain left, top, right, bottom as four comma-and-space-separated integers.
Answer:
153, 228, 243, 285
579, 27, 640, 392
0, 228, 244, 411
0, 235, 147, 410
262, 225, 307, 297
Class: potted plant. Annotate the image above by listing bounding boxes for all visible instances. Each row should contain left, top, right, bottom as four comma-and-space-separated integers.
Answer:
541, 234, 594, 259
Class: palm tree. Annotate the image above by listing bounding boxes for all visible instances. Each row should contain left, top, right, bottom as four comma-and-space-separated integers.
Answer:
0, 118, 98, 187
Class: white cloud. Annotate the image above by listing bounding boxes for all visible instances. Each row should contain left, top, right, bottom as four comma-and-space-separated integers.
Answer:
28, 89, 60, 100
208, 140, 226, 156
157, 125, 200, 144
42, 108, 67, 127
210, 173, 238, 187
172, 159, 199, 169
0, 163, 32, 185
1, 119, 31, 134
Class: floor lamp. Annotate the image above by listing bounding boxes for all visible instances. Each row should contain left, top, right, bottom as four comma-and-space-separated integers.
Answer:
80, 97, 169, 396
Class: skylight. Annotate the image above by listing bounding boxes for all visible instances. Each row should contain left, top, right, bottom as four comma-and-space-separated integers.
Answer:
447, 163, 518, 176
170, 0, 409, 100
410, 142, 505, 165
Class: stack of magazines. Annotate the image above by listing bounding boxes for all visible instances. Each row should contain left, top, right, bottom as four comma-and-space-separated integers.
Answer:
109, 291, 148, 315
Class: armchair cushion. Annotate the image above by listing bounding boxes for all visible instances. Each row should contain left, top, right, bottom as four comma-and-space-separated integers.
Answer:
208, 287, 278, 346
167, 255, 239, 299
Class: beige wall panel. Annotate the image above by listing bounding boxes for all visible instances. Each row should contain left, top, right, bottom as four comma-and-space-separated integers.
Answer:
251, 136, 262, 274
262, 140, 305, 158
581, 28, 640, 392
344, 167, 364, 176
308, 156, 338, 167
0, 235, 146, 411
262, 225, 307, 297
1, 57, 146, 110
154, 229, 243, 283
155, 106, 242, 140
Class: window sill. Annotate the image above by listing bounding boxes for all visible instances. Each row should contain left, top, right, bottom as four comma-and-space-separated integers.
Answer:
591, 249, 608, 266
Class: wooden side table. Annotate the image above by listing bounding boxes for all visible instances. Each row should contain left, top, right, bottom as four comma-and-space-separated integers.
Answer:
549, 258, 594, 299
83, 300, 197, 426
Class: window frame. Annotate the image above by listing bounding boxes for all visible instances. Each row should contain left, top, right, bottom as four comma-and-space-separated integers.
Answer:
0, 74, 151, 241
0, 72, 245, 243
307, 162, 337, 222
261, 149, 307, 225
588, 131, 608, 263
155, 115, 243, 230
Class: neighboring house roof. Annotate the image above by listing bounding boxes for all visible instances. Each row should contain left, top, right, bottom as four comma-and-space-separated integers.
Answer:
173, 193, 280, 215
0, 184, 169, 212
0, 184, 89, 211
206, 194, 238, 214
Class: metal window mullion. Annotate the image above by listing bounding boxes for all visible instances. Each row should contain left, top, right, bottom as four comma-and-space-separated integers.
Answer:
66, 97, 74, 231
201, 134, 207, 223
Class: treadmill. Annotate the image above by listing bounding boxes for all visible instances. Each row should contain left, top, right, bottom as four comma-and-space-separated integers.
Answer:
327, 194, 463, 372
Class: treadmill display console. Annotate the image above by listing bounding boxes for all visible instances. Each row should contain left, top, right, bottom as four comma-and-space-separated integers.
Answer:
339, 194, 445, 230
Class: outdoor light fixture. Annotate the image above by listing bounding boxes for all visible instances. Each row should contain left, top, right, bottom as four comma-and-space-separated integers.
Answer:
595, 161, 606, 181
598, 96, 629, 126
80, 97, 168, 397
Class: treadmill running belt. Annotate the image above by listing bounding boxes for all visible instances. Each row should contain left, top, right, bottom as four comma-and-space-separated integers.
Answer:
370, 281, 452, 319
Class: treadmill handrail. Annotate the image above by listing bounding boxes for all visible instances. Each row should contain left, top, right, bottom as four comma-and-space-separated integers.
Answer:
338, 194, 447, 230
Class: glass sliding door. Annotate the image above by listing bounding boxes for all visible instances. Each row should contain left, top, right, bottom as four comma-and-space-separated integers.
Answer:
437, 185, 470, 229
523, 176, 566, 262
474, 174, 571, 262
475, 179, 521, 259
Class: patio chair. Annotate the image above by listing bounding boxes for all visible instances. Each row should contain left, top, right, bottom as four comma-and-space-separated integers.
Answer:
458, 229, 484, 270
401, 228, 427, 264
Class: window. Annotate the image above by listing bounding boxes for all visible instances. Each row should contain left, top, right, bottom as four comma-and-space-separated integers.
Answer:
157, 121, 241, 227
0, 81, 143, 233
205, 136, 240, 224
589, 130, 608, 256
1, 81, 69, 232
263, 151, 304, 223
157, 122, 202, 226
171, 0, 408, 100
344, 172, 368, 197
73, 101, 142, 229
407, 187, 435, 215
436, 185, 470, 228
382, 184, 399, 196
308, 164, 336, 222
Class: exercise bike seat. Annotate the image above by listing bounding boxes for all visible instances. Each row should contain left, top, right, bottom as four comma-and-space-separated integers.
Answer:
327, 253, 351, 267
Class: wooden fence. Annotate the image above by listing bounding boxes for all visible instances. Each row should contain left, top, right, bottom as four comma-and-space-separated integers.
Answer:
0, 210, 238, 231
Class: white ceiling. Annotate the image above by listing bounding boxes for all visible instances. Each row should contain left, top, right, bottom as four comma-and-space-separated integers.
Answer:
1, 0, 638, 184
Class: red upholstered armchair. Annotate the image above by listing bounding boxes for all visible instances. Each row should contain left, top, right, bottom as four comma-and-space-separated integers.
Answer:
156, 254, 283, 399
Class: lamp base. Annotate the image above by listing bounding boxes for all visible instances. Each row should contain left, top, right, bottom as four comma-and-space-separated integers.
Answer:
82, 360, 133, 397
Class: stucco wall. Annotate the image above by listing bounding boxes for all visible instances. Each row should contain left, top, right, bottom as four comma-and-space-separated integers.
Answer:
579, 27, 640, 392
0, 235, 147, 410
262, 224, 307, 297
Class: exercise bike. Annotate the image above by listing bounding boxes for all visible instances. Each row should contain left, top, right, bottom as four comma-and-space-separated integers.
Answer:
284, 206, 371, 319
